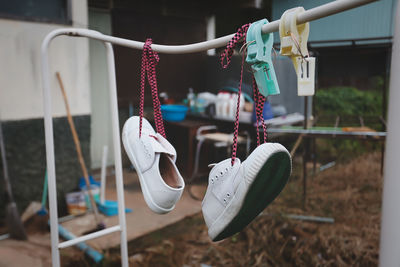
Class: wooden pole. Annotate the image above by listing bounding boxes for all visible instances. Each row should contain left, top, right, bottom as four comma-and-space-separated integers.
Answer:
56, 72, 103, 227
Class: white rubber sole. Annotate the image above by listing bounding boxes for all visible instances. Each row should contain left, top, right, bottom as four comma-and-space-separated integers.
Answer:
207, 143, 290, 240
122, 129, 175, 214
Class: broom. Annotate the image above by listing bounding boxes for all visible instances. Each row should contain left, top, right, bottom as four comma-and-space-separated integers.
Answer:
0, 121, 27, 240
56, 72, 105, 231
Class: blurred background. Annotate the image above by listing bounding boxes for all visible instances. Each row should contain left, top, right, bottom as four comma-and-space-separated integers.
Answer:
0, 0, 396, 265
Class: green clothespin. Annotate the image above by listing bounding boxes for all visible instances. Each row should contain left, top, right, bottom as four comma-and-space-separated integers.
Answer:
246, 19, 280, 97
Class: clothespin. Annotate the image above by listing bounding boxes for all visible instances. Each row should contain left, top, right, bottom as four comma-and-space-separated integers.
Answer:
246, 19, 280, 98
279, 7, 316, 96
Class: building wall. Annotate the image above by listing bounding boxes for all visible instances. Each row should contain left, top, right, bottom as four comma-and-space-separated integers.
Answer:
111, 8, 208, 109
88, 9, 114, 168
0, 0, 90, 121
271, 0, 396, 45
271, 0, 393, 97
0, 0, 91, 217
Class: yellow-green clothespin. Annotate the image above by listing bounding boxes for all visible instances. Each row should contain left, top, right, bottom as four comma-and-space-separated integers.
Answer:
279, 7, 315, 96
246, 19, 280, 97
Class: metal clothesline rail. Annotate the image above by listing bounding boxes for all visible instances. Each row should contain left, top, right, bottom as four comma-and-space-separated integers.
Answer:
45, 0, 376, 54
267, 127, 387, 139
40, 0, 400, 266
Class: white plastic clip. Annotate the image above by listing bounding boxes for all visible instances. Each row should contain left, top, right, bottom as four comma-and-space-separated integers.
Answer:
279, 7, 316, 96
297, 57, 315, 96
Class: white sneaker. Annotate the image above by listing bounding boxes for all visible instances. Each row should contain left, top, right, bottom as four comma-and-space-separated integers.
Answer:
122, 116, 185, 214
202, 143, 291, 241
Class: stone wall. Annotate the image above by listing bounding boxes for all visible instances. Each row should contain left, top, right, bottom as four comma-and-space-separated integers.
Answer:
0, 115, 91, 219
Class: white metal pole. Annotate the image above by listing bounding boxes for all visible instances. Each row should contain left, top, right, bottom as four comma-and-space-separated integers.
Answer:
46, 0, 376, 55
105, 42, 129, 267
379, 3, 400, 267
41, 30, 61, 267
58, 225, 121, 249
100, 145, 108, 204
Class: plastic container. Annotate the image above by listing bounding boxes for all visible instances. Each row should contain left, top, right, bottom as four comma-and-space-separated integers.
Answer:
97, 200, 133, 217
221, 93, 230, 117
82, 186, 100, 209
252, 100, 274, 122
216, 93, 223, 116
79, 176, 100, 209
161, 105, 188, 122
65, 192, 86, 215
187, 88, 196, 111
228, 95, 235, 118
79, 176, 100, 189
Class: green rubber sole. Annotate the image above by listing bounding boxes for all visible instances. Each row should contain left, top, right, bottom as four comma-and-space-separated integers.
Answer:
213, 151, 291, 241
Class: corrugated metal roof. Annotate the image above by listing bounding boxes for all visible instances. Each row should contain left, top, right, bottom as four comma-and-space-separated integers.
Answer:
271, 0, 396, 45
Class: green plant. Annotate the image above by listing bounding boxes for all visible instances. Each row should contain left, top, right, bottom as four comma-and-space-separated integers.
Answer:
313, 87, 383, 162
314, 87, 382, 117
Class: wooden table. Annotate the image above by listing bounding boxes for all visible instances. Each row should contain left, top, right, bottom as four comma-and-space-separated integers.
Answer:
164, 120, 209, 179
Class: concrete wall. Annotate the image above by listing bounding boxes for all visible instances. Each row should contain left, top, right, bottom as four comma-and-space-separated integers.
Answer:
0, 0, 90, 121
0, 0, 91, 217
88, 9, 114, 169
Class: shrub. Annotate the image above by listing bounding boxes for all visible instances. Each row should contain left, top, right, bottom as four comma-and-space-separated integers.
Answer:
314, 87, 382, 117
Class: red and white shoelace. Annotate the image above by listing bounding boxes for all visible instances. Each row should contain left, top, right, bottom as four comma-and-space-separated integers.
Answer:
253, 77, 268, 146
220, 24, 268, 166
139, 38, 166, 138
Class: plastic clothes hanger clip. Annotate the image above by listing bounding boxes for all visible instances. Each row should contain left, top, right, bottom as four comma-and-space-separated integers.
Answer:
279, 7, 315, 96
246, 19, 280, 97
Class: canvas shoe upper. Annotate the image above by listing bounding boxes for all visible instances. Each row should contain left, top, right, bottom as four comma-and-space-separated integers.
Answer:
122, 116, 184, 214
202, 142, 291, 241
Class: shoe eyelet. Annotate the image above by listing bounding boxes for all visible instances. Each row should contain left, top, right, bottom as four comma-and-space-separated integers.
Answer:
223, 198, 226, 202
220, 171, 223, 175
227, 193, 230, 197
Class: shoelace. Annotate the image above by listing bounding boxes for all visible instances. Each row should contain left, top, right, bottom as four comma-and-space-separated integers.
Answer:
220, 24, 249, 166
252, 78, 268, 146
139, 38, 166, 138
220, 24, 268, 165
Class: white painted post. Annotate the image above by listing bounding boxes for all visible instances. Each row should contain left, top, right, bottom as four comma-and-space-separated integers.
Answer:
206, 15, 216, 56
41, 32, 61, 267
100, 145, 108, 204
379, 3, 400, 267
104, 43, 129, 267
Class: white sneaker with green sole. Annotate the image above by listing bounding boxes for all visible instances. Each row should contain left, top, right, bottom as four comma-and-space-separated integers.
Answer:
202, 142, 291, 241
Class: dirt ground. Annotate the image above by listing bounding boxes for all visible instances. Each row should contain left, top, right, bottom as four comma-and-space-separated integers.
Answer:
9, 151, 381, 266
84, 151, 382, 267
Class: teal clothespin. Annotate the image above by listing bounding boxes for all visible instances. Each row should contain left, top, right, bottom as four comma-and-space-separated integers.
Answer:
246, 19, 280, 97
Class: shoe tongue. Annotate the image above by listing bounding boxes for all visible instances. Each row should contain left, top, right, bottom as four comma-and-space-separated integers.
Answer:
148, 133, 176, 157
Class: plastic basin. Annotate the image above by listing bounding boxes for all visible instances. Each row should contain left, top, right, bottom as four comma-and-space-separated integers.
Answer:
161, 105, 188, 122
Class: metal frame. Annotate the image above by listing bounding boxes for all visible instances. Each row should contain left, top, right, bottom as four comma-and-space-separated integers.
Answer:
379, 1, 400, 266
39, 0, 400, 266
41, 39, 128, 266
267, 128, 386, 139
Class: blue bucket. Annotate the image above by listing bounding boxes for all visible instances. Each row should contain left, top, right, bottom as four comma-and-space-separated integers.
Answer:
161, 105, 188, 122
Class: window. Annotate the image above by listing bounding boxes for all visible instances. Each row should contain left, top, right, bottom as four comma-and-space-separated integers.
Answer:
0, 0, 71, 25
